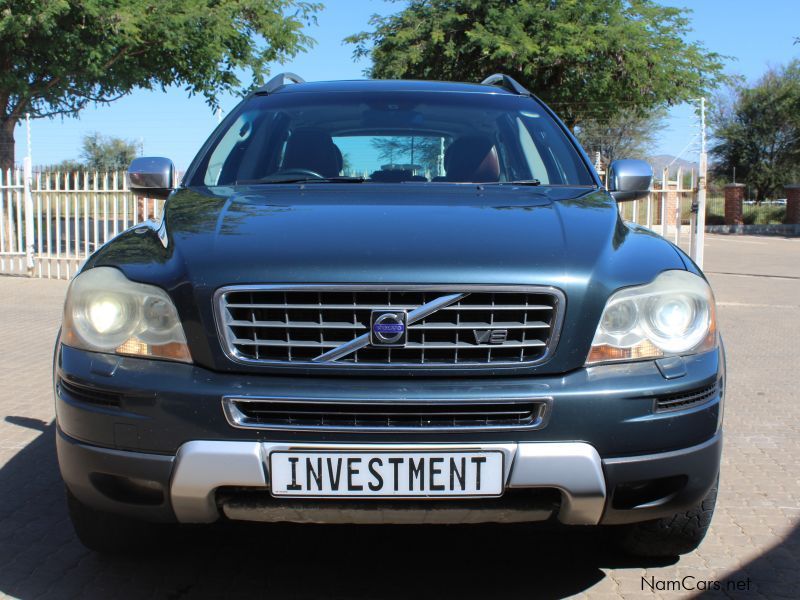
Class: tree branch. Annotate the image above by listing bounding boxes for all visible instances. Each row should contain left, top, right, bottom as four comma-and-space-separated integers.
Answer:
8, 47, 145, 121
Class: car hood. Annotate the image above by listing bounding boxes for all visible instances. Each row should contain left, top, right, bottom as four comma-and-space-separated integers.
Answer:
87, 184, 688, 374
130, 185, 640, 284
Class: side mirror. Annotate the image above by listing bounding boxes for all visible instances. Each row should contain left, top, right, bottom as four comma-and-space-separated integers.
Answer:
608, 159, 653, 202
127, 157, 177, 199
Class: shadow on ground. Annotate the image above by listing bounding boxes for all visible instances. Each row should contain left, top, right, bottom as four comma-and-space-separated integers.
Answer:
1, 419, 795, 599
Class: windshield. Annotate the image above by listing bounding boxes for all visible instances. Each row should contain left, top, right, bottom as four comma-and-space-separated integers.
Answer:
189, 91, 594, 187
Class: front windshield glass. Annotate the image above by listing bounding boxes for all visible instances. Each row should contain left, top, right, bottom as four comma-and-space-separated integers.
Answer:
190, 91, 594, 187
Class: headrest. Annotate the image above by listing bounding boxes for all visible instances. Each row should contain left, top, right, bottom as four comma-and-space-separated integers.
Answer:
444, 136, 500, 182
282, 129, 342, 177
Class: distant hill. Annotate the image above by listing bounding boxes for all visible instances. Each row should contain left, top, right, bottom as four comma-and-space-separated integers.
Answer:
647, 154, 697, 177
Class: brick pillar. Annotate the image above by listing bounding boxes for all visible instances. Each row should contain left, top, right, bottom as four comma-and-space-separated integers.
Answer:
785, 184, 800, 224
724, 183, 745, 226
665, 183, 679, 226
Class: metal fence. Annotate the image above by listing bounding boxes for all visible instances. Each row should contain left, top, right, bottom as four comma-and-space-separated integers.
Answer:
0, 169, 25, 275
0, 165, 164, 280
704, 196, 787, 225
615, 167, 703, 260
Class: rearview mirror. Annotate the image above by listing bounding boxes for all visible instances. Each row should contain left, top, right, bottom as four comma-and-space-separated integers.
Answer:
608, 159, 653, 202
127, 157, 176, 199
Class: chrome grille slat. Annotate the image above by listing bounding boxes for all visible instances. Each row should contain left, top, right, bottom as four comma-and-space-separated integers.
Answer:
239, 409, 534, 417
225, 303, 554, 310
229, 320, 368, 329
223, 397, 552, 431
233, 339, 341, 348
226, 303, 421, 310
216, 286, 563, 368
439, 304, 553, 311
403, 340, 546, 349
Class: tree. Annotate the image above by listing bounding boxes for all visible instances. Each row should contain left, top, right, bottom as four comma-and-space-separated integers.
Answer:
80, 133, 139, 171
346, 0, 725, 130
0, 0, 320, 169
372, 136, 444, 174
577, 109, 666, 167
45, 159, 84, 173
711, 61, 800, 201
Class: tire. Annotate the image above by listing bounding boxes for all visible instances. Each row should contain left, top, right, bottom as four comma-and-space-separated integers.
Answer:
615, 479, 718, 557
66, 487, 166, 554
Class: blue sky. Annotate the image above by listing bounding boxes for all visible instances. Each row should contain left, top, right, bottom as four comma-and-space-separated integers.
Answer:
14, 0, 800, 170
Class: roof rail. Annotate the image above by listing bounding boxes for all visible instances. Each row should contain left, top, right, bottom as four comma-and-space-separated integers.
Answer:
257, 72, 306, 95
480, 74, 531, 96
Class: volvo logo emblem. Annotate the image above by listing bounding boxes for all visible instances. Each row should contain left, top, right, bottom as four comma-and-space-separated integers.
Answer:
370, 311, 408, 346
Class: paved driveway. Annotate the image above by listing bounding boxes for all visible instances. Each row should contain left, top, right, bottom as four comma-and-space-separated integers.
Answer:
0, 234, 798, 599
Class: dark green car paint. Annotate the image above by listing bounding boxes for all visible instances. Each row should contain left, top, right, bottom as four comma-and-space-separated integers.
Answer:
83, 185, 689, 377
55, 80, 724, 528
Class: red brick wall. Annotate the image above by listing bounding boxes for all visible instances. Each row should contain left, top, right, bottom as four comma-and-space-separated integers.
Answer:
652, 181, 680, 226
785, 185, 800, 224
724, 184, 745, 226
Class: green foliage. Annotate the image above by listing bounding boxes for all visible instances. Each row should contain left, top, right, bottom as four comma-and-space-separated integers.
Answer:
44, 159, 84, 173
80, 132, 139, 171
0, 0, 320, 167
711, 61, 800, 201
346, 0, 725, 129
372, 136, 444, 174
577, 109, 666, 166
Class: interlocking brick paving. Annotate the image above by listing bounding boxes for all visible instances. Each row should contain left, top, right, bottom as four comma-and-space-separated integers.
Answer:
0, 234, 798, 599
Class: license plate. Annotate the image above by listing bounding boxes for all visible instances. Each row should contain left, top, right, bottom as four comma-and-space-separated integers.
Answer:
269, 450, 504, 498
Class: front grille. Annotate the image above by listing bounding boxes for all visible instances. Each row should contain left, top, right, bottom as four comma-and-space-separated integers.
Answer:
215, 286, 563, 368
216, 488, 561, 524
223, 398, 550, 432
654, 381, 720, 412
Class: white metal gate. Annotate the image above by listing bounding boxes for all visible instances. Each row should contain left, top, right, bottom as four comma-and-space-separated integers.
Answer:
617, 166, 703, 262
0, 168, 26, 275
0, 166, 164, 280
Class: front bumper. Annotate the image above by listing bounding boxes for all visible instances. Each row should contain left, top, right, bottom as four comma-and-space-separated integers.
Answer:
55, 344, 724, 527
55, 344, 723, 455
57, 429, 722, 526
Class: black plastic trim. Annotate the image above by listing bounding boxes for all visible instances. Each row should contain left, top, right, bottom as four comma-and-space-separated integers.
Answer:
600, 433, 722, 525
57, 427, 177, 523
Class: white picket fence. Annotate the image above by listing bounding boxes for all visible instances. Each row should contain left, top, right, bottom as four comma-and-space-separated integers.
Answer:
609, 165, 703, 263
0, 166, 164, 280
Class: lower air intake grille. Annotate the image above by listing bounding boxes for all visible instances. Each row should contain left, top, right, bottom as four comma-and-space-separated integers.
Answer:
223, 398, 550, 432
215, 286, 563, 369
655, 381, 720, 412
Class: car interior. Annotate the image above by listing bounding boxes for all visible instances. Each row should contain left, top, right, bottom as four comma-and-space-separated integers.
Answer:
197, 94, 592, 187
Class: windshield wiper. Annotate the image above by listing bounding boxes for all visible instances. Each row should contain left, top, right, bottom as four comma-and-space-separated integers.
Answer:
237, 176, 367, 185
483, 179, 542, 186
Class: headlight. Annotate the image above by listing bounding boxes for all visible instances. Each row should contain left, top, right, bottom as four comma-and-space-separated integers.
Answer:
62, 267, 191, 362
586, 270, 717, 365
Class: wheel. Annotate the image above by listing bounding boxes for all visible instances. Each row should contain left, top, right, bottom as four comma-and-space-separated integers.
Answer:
615, 479, 718, 557
66, 487, 165, 554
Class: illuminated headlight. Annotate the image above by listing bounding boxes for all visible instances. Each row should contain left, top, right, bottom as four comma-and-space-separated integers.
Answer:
62, 267, 191, 362
586, 270, 717, 365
